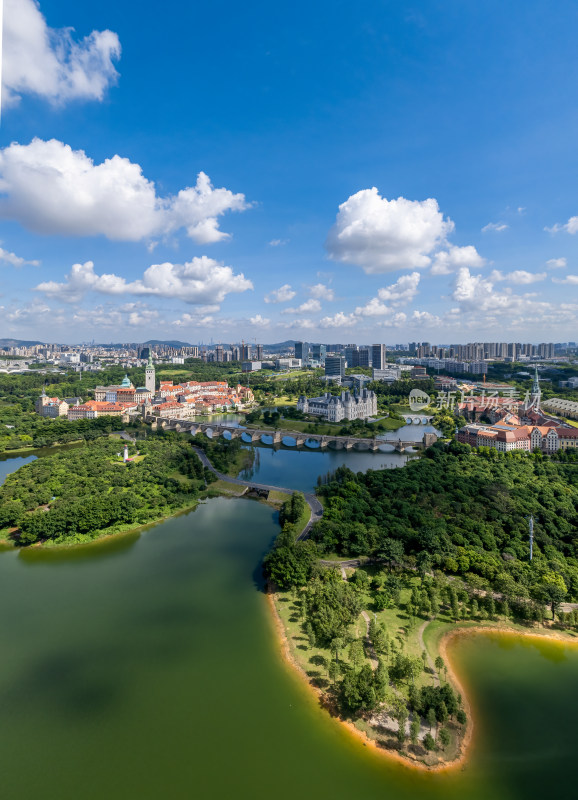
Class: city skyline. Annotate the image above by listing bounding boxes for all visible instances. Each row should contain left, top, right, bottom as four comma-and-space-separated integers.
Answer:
0, 0, 577, 343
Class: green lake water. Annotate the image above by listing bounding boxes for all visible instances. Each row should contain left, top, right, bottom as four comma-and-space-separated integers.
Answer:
1, 453, 578, 798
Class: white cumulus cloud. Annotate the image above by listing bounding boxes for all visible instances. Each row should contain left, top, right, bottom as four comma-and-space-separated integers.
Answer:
319, 311, 358, 328
490, 270, 546, 284
309, 283, 335, 301
281, 318, 317, 330
326, 188, 454, 274
282, 298, 322, 315
264, 284, 296, 303
4, 0, 121, 107
249, 314, 271, 327
546, 257, 567, 269
0, 245, 40, 267
451, 268, 557, 321
545, 216, 578, 235
34, 257, 253, 306
0, 139, 250, 243
431, 245, 485, 275
355, 272, 421, 316
552, 275, 578, 285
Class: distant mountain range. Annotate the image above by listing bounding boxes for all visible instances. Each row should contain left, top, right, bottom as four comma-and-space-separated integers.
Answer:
143, 339, 193, 348
0, 338, 44, 347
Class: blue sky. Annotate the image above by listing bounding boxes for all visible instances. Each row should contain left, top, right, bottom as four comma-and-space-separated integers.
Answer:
1, 0, 577, 344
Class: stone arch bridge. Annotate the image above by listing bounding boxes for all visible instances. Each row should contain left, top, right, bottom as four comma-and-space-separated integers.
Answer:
146, 416, 438, 453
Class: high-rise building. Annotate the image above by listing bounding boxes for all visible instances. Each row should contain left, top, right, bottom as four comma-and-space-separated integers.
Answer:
255, 344, 264, 361
312, 343, 326, 363
295, 341, 310, 362
240, 342, 251, 361
325, 355, 346, 379
371, 344, 387, 370
354, 347, 370, 368
344, 344, 357, 366
215, 345, 224, 362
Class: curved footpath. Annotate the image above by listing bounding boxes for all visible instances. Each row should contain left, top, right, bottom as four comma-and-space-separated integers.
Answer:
191, 446, 323, 539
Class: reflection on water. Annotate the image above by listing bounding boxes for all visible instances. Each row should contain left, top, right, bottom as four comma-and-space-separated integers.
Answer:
0, 498, 577, 800
195, 413, 246, 427
379, 423, 441, 443
0, 442, 87, 486
0, 452, 37, 485
238, 444, 413, 492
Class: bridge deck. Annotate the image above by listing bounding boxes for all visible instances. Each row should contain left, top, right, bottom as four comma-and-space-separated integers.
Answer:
148, 416, 434, 451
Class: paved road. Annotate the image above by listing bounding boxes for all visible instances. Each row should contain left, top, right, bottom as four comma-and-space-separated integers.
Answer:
191, 446, 323, 540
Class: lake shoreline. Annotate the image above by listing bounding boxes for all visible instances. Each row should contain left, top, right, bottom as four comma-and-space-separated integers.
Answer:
267, 590, 578, 773
1, 480, 284, 551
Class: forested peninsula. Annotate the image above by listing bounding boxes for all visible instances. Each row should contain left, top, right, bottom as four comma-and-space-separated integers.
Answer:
0, 434, 250, 546
265, 441, 578, 769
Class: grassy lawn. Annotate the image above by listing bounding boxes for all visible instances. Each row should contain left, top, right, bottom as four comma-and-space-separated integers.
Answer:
203, 479, 247, 497
267, 489, 291, 505
390, 404, 412, 414
273, 395, 298, 406
292, 501, 312, 537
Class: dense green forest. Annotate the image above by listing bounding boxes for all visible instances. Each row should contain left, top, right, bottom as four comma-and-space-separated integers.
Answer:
312, 442, 578, 606
0, 438, 208, 545
0, 410, 132, 453
266, 442, 578, 615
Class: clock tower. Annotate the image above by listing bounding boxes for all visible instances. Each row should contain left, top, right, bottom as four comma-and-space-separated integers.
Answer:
145, 353, 156, 394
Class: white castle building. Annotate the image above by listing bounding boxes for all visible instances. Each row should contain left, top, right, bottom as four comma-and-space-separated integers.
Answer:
297, 389, 377, 422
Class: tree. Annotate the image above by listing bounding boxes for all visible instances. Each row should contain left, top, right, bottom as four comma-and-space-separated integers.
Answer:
427, 707, 437, 732
434, 655, 444, 677
397, 708, 408, 745
421, 649, 428, 670
328, 660, 340, 685
348, 639, 365, 670
306, 622, 316, 648
374, 659, 389, 703
410, 717, 420, 747
437, 700, 448, 725
371, 622, 388, 656
351, 569, 370, 591
330, 636, 344, 663
438, 727, 450, 750
538, 571, 567, 618
340, 664, 377, 713
456, 709, 467, 726
408, 656, 423, 685
423, 733, 435, 752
